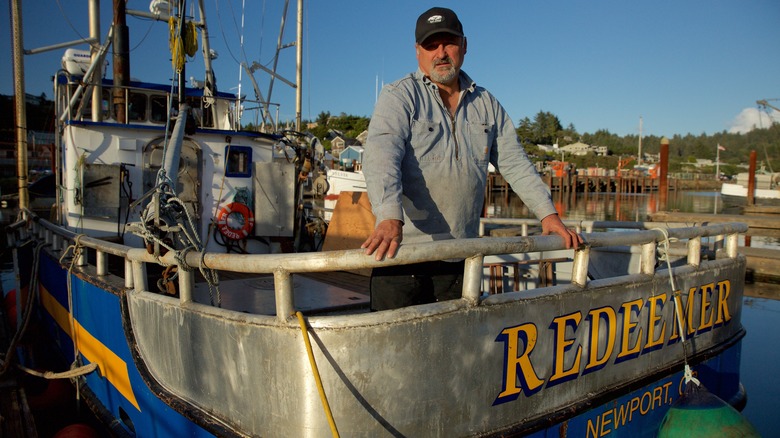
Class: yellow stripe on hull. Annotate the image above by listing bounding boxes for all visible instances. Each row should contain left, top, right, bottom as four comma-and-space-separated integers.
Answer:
39, 284, 140, 411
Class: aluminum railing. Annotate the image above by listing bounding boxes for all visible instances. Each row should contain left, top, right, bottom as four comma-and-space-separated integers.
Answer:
10, 211, 747, 322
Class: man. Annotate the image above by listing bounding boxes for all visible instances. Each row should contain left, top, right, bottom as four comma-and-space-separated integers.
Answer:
362, 7, 581, 311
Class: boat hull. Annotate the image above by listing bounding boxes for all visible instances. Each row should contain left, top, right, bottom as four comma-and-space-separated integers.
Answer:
30, 241, 747, 437
721, 182, 780, 200
34, 251, 217, 437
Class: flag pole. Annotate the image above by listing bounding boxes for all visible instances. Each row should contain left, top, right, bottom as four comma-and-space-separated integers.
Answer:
716, 144, 720, 180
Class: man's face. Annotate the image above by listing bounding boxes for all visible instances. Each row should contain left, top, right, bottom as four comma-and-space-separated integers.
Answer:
416, 33, 467, 87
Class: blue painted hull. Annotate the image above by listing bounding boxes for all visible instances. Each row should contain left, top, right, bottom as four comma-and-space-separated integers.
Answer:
30, 248, 746, 437
35, 252, 214, 437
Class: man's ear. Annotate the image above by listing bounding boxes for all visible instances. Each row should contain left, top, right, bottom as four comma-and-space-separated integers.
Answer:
462, 37, 468, 54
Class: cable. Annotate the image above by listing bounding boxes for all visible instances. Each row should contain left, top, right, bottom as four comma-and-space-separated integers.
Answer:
653, 227, 699, 386
296, 311, 340, 438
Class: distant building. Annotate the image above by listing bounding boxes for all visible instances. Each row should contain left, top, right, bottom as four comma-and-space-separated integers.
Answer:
330, 134, 362, 158
355, 130, 368, 145
559, 141, 591, 156
642, 153, 660, 163
339, 145, 364, 170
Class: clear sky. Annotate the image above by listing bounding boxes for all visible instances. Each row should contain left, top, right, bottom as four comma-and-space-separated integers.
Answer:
2, 0, 779, 138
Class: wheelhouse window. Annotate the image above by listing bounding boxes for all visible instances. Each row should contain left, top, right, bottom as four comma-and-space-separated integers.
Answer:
128, 92, 147, 122
225, 146, 252, 178
101, 89, 111, 119
70, 86, 112, 120
188, 97, 204, 128
150, 95, 168, 124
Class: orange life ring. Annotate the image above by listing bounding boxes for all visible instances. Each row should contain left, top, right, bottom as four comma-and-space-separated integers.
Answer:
215, 202, 254, 240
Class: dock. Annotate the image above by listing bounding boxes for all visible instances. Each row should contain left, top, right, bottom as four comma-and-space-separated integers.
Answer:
545, 175, 666, 194
648, 211, 780, 237
743, 205, 780, 215
649, 211, 780, 283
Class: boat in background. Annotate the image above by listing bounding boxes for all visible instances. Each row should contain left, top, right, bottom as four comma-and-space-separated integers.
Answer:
721, 172, 780, 201
323, 169, 366, 221
3, 1, 753, 436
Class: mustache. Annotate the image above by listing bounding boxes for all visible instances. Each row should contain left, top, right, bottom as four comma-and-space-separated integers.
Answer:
434, 55, 453, 66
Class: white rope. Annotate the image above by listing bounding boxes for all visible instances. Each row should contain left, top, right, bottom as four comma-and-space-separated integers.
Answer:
683, 364, 701, 386
17, 362, 98, 380
653, 227, 699, 386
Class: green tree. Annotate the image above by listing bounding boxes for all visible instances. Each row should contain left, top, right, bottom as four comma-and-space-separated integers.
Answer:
517, 117, 534, 143
316, 111, 331, 126
533, 111, 563, 145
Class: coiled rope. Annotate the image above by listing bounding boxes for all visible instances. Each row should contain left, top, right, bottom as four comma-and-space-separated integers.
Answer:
296, 311, 340, 437
1, 235, 96, 387
168, 17, 198, 72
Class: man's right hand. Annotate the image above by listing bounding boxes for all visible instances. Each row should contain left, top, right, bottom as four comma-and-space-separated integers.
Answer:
361, 219, 403, 261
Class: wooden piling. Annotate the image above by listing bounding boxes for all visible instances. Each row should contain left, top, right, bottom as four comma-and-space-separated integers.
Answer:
748, 151, 757, 206
659, 137, 669, 210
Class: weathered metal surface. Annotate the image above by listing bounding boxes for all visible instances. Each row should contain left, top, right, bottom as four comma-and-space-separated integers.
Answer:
120, 228, 746, 437
127, 257, 745, 436
18, 216, 749, 437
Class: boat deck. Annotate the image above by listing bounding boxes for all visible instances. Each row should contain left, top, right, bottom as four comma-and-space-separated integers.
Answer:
191, 270, 371, 316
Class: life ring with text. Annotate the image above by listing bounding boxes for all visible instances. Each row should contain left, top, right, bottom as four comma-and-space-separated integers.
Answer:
215, 202, 255, 240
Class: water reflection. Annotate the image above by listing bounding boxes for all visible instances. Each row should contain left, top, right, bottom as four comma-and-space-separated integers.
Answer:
488, 189, 733, 221
486, 189, 780, 247
740, 296, 780, 437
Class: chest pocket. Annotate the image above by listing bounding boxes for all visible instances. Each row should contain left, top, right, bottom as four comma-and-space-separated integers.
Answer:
410, 119, 445, 162
468, 122, 495, 165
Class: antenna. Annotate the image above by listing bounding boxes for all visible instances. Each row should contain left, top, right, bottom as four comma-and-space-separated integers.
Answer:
638, 116, 643, 166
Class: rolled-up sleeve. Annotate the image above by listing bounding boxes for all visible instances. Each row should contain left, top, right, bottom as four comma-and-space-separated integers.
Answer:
363, 84, 410, 224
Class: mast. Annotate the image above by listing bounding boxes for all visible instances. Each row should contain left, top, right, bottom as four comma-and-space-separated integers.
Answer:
637, 116, 643, 166
295, 0, 303, 131
197, 0, 217, 91
90, 0, 102, 121
113, 0, 130, 123
716, 144, 722, 181
11, 0, 28, 210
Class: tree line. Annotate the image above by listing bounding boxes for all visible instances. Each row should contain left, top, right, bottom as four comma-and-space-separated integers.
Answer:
306, 110, 780, 176
4, 93, 778, 178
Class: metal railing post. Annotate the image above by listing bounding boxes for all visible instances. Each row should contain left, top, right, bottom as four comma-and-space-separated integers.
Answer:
274, 268, 295, 322
97, 250, 107, 276
571, 246, 590, 287
462, 254, 484, 303
687, 237, 701, 267
179, 267, 193, 303
124, 259, 134, 289
640, 242, 656, 275
76, 244, 87, 267
132, 260, 148, 292
726, 233, 738, 259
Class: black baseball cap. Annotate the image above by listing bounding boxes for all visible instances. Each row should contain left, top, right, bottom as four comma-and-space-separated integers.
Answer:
415, 7, 464, 44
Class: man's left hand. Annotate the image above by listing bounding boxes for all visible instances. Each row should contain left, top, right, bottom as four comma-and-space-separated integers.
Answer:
541, 214, 583, 249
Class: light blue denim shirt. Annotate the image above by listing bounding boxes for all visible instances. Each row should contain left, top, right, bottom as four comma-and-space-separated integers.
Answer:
363, 69, 557, 243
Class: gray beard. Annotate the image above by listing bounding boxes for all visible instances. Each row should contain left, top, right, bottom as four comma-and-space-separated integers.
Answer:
429, 65, 458, 85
